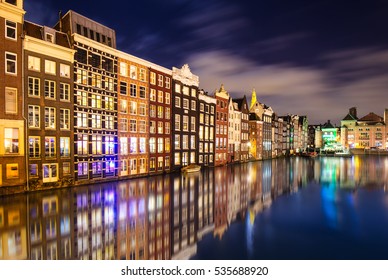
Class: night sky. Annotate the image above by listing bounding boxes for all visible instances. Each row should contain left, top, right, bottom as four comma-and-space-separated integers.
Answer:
24, 0, 388, 124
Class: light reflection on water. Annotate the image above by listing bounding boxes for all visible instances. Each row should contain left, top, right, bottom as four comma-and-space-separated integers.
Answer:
0, 156, 387, 260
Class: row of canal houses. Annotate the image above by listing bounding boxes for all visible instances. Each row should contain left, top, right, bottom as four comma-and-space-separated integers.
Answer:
0, 1, 309, 191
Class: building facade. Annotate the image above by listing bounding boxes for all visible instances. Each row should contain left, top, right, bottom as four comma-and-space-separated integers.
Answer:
58, 11, 119, 183
0, 0, 26, 189
198, 91, 216, 167
24, 21, 75, 188
171, 64, 199, 171
234, 96, 250, 162
214, 85, 229, 166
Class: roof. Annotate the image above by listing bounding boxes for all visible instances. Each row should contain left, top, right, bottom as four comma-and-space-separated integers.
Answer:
24, 21, 71, 48
358, 112, 384, 122
233, 96, 248, 111
342, 113, 358, 121
322, 121, 335, 129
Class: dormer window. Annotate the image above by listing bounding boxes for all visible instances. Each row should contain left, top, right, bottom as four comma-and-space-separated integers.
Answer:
46, 33, 54, 43
5, 0, 17, 5
43, 26, 56, 44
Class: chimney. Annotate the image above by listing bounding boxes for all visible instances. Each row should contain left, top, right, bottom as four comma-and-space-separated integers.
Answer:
349, 107, 357, 119
58, 10, 63, 32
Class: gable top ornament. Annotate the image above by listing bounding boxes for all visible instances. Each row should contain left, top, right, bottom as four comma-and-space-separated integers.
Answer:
172, 64, 199, 87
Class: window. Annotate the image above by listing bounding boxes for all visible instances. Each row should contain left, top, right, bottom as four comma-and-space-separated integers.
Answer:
120, 81, 127, 95
165, 77, 171, 89
174, 135, 180, 149
119, 100, 128, 114
139, 138, 146, 153
5, 87, 17, 114
120, 137, 128, 155
149, 138, 156, 153
60, 137, 70, 157
28, 56, 40, 71
150, 121, 156, 134
165, 108, 171, 119
175, 83, 181, 93
77, 134, 88, 155
130, 65, 137, 79
175, 96, 181, 107
91, 135, 102, 155
45, 137, 56, 157
183, 116, 188, 131
165, 122, 170, 134
29, 164, 38, 177
183, 135, 189, 149
150, 89, 156, 101
191, 100, 196, 110
157, 106, 164, 118
130, 84, 137, 97
130, 137, 137, 154
120, 62, 127, 76
45, 107, 56, 129
191, 116, 196, 131
183, 98, 189, 109
76, 69, 88, 85
63, 162, 70, 175
45, 60, 56, 75
165, 92, 170, 104
5, 52, 16, 74
139, 103, 146, 116
45, 33, 54, 43
119, 119, 128, 132
91, 114, 102, 128
139, 68, 146, 81
6, 164, 19, 178
28, 105, 40, 128
175, 114, 180, 130
45, 80, 56, 99
60, 83, 70, 101
158, 138, 164, 153
139, 120, 146, 133
130, 119, 137, 132
158, 121, 163, 134
43, 164, 58, 183
76, 112, 87, 128
6, 20, 17, 40
150, 105, 156, 118
139, 86, 146, 98
91, 73, 101, 88
78, 162, 88, 177
105, 96, 114, 110
60, 109, 70, 130
60, 64, 70, 78
106, 115, 114, 130
28, 77, 40, 97
130, 101, 137, 115
150, 72, 156, 85
4, 128, 19, 154
191, 88, 197, 97
165, 138, 170, 152
158, 75, 163, 87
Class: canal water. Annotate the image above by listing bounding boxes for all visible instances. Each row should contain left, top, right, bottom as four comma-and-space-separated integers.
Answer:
0, 156, 387, 260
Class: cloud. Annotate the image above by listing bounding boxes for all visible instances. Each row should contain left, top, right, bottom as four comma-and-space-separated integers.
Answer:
187, 48, 388, 124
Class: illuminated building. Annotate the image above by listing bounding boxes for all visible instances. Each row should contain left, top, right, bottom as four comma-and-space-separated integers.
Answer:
198, 91, 216, 167
321, 120, 341, 151
56, 11, 119, 183
148, 66, 172, 174
0, 0, 26, 190
117, 52, 150, 177
249, 113, 263, 160
214, 84, 229, 166
341, 107, 387, 150
234, 96, 250, 161
227, 98, 238, 163
24, 21, 75, 188
250, 89, 273, 159
171, 64, 199, 170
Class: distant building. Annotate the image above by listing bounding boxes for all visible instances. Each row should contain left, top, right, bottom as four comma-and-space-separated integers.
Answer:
198, 91, 216, 167
234, 96, 250, 161
321, 120, 341, 150
214, 85, 229, 166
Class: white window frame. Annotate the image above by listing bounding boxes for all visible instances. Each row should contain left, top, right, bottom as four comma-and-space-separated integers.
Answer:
5, 20, 17, 40
28, 55, 40, 71
5, 52, 17, 75
45, 60, 56, 75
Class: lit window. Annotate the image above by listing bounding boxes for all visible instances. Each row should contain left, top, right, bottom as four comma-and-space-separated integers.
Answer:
44, 80, 56, 99
28, 56, 40, 71
60, 83, 70, 101
139, 103, 146, 116
150, 89, 156, 101
158, 75, 163, 87
139, 138, 146, 153
5, 52, 16, 74
60, 137, 70, 157
130, 137, 137, 154
91, 135, 102, 155
120, 137, 128, 155
45, 107, 56, 129
29, 164, 38, 177
139, 120, 146, 133
150, 72, 156, 85
5, 87, 17, 114
60, 64, 70, 78
165, 92, 170, 104
28, 105, 40, 128
77, 134, 88, 155
130, 65, 137, 79
4, 128, 19, 154
63, 162, 70, 175
120, 100, 128, 114
139, 68, 146, 81
119, 62, 127, 76
28, 77, 40, 97
130, 119, 137, 132
45, 137, 56, 157
175, 114, 180, 130
130, 101, 137, 115
45, 60, 56, 75
165, 77, 171, 89
119, 119, 128, 132
149, 138, 156, 153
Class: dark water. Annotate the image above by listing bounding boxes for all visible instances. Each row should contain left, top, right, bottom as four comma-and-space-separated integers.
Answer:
0, 156, 387, 260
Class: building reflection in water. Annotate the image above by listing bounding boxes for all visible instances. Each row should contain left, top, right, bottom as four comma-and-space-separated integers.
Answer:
0, 156, 387, 259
